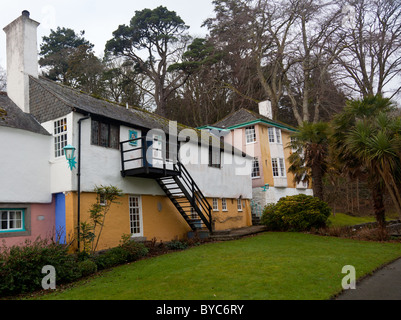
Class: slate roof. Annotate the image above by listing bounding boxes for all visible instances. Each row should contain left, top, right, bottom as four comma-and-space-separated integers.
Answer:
212, 108, 297, 132
29, 76, 167, 131
28, 76, 248, 156
0, 92, 50, 135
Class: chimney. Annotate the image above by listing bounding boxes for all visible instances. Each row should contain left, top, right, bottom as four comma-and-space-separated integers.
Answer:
3, 10, 40, 113
258, 100, 272, 119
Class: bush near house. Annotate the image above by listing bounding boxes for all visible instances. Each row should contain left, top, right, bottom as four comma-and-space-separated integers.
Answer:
261, 194, 331, 231
0, 239, 81, 296
0, 236, 148, 297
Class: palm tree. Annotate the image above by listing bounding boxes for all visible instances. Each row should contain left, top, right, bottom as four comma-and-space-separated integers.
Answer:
345, 113, 401, 219
331, 95, 399, 228
288, 121, 331, 200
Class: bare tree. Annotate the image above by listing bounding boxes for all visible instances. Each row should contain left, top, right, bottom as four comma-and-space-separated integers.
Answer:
282, 0, 346, 124
0, 67, 6, 92
336, 0, 401, 99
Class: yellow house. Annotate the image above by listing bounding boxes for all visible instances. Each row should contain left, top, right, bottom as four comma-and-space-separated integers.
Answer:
200, 101, 313, 215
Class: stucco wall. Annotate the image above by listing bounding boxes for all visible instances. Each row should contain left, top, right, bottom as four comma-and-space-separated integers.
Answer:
46, 113, 253, 200
64, 192, 251, 251
0, 126, 52, 203
0, 199, 55, 247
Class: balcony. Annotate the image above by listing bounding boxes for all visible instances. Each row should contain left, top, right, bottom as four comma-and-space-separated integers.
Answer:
120, 136, 179, 179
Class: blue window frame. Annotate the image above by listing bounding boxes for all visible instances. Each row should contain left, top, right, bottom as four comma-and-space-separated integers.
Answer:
0, 209, 25, 233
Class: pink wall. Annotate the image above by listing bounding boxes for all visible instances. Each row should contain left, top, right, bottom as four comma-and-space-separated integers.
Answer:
0, 199, 56, 248
224, 125, 264, 188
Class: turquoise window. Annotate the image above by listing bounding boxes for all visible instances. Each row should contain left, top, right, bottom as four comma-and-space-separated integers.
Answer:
0, 209, 25, 233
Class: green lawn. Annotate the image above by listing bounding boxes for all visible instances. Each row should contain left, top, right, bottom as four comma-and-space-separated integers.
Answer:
328, 213, 377, 227
33, 232, 401, 300
328, 212, 398, 227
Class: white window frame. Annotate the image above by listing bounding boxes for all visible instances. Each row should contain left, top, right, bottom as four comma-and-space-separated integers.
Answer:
268, 127, 275, 143
268, 127, 282, 144
251, 157, 260, 178
0, 209, 24, 232
275, 128, 282, 144
222, 198, 228, 211
245, 126, 256, 144
54, 117, 68, 158
272, 157, 286, 177
237, 199, 243, 212
213, 198, 219, 211
129, 195, 143, 237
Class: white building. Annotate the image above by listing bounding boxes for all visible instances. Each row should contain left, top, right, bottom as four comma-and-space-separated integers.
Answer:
0, 11, 254, 250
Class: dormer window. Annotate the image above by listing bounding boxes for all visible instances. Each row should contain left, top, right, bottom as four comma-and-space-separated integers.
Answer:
54, 117, 68, 158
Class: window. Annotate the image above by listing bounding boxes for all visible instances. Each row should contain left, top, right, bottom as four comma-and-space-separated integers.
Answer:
208, 146, 221, 168
237, 199, 243, 212
275, 128, 282, 144
272, 158, 286, 177
0, 209, 24, 232
268, 127, 275, 143
91, 119, 119, 149
222, 198, 227, 211
245, 126, 256, 144
212, 198, 218, 210
251, 157, 260, 178
279, 158, 286, 176
99, 193, 107, 206
129, 196, 142, 236
268, 127, 282, 144
54, 118, 68, 158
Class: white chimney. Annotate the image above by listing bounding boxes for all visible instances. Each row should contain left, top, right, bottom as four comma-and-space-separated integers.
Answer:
3, 10, 40, 113
258, 100, 272, 119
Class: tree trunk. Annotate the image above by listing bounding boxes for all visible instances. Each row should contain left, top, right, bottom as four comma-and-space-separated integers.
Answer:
312, 164, 324, 200
371, 183, 386, 230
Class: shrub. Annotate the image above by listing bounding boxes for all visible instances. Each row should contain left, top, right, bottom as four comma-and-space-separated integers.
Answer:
166, 240, 189, 250
77, 259, 98, 277
261, 194, 331, 231
0, 239, 80, 296
93, 240, 148, 271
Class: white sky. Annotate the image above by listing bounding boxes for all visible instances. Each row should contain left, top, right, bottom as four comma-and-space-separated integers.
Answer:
0, 0, 215, 69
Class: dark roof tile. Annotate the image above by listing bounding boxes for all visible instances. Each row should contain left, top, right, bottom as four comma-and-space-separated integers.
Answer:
0, 92, 50, 135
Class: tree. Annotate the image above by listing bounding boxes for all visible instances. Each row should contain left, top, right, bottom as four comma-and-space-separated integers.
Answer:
39, 27, 95, 85
336, 0, 401, 99
204, 0, 347, 124
166, 38, 237, 126
345, 112, 401, 218
105, 6, 192, 116
0, 66, 6, 92
288, 121, 331, 200
66, 44, 105, 96
331, 95, 398, 227
80, 185, 123, 254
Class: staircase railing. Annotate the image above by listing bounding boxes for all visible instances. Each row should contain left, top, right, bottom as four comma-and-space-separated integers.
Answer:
174, 161, 213, 231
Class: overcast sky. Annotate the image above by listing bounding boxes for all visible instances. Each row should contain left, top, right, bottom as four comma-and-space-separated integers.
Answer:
0, 0, 215, 69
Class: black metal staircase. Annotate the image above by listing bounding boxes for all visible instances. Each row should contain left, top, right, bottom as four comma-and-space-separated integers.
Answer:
156, 161, 213, 232
120, 136, 213, 232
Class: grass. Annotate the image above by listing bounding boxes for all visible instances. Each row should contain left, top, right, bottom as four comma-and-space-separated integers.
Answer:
32, 232, 401, 300
328, 212, 399, 227
328, 213, 377, 227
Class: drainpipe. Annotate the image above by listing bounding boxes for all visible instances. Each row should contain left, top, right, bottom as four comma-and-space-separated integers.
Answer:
77, 115, 91, 251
